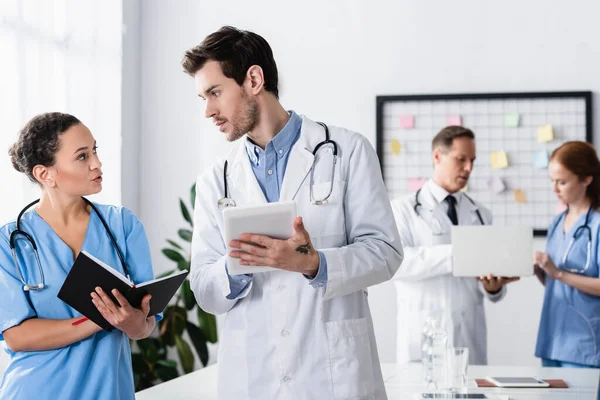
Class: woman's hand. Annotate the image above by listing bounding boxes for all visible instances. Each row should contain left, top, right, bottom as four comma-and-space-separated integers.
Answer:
534, 251, 563, 280
91, 287, 152, 339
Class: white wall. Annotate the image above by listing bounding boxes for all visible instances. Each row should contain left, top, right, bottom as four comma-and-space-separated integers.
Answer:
121, 0, 142, 213
137, 0, 600, 367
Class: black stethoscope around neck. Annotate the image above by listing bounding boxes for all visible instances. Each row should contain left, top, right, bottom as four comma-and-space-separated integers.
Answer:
10, 197, 130, 291
549, 206, 593, 274
217, 122, 338, 210
413, 187, 485, 226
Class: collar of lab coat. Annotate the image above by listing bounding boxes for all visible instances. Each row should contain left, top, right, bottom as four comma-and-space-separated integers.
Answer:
223, 114, 320, 204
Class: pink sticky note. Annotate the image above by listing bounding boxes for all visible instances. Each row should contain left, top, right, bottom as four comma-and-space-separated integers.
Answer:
408, 178, 427, 192
400, 115, 415, 129
447, 115, 462, 126
555, 202, 567, 214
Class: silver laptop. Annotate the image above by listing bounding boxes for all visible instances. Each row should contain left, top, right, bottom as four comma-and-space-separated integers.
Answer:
451, 226, 533, 277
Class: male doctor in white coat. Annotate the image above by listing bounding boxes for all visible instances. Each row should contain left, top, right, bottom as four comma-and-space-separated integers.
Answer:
183, 26, 403, 400
390, 126, 518, 366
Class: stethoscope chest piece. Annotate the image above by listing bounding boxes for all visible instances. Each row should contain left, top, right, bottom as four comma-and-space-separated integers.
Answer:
311, 199, 328, 206
218, 197, 236, 210
23, 283, 44, 291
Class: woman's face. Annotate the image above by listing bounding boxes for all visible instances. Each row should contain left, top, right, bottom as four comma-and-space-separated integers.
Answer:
548, 160, 591, 206
47, 123, 103, 196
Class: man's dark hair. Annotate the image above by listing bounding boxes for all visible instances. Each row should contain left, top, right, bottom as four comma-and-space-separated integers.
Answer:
431, 126, 475, 152
182, 26, 279, 98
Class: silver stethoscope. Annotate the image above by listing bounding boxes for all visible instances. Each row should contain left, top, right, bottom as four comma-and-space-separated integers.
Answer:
10, 197, 131, 291
217, 122, 338, 210
549, 206, 593, 274
413, 187, 485, 234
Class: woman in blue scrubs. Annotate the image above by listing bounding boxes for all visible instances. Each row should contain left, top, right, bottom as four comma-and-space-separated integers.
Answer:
0, 113, 159, 399
534, 141, 600, 398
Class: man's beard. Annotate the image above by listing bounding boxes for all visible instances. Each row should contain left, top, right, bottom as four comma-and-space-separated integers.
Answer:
225, 90, 259, 142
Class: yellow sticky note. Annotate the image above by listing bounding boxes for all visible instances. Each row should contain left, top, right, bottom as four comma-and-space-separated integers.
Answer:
490, 151, 508, 169
514, 189, 527, 204
537, 125, 554, 142
390, 139, 402, 156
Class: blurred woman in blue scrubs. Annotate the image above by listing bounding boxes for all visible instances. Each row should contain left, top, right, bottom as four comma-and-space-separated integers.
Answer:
0, 113, 159, 399
534, 141, 600, 398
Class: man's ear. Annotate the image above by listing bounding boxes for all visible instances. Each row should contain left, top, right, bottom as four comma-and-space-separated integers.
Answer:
245, 65, 265, 95
432, 148, 442, 165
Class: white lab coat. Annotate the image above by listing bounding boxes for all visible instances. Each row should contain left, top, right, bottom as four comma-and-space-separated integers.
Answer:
390, 179, 505, 366
190, 115, 403, 400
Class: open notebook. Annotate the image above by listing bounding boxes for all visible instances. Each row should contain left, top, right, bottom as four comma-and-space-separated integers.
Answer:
58, 251, 188, 331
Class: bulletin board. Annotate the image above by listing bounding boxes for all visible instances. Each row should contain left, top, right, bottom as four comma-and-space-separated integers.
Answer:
376, 91, 593, 236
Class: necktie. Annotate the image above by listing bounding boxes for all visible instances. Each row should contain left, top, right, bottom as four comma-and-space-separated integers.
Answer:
445, 195, 458, 225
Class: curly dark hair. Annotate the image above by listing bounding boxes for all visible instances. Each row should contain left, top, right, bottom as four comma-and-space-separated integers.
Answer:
9, 112, 81, 183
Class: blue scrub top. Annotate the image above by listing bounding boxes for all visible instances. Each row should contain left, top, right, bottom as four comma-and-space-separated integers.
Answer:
0, 204, 161, 400
535, 209, 600, 366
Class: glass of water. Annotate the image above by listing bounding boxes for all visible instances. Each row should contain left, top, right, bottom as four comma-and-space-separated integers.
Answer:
447, 347, 469, 393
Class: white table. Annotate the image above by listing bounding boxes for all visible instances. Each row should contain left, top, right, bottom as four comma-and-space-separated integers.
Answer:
136, 362, 599, 399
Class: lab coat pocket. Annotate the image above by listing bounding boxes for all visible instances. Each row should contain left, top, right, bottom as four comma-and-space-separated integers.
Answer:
326, 318, 375, 399
217, 329, 249, 399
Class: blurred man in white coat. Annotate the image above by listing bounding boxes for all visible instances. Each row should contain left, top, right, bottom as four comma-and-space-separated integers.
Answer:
391, 126, 518, 365
184, 26, 403, 400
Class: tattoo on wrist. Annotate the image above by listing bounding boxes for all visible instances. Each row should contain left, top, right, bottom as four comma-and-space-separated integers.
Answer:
296, 243, 311, 255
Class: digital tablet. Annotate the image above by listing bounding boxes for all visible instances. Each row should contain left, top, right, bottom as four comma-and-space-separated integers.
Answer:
223, 201, 297, 275
486, 376, 550, 388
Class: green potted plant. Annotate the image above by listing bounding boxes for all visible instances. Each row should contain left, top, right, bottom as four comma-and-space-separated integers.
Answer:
131, 183, 218, 391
